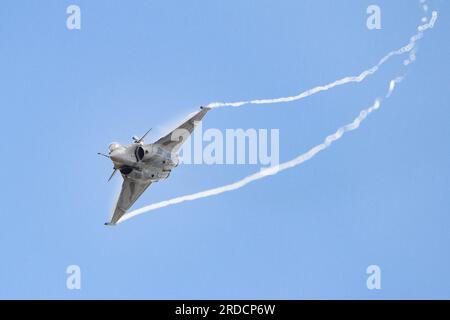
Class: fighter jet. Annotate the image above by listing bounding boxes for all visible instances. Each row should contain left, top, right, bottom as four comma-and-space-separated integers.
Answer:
99, 107, 210, 225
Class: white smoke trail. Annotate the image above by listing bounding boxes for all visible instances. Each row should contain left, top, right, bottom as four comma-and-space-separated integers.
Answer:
386, 77, 403, 98
206, 11, 437, 109
119, 79, 400, 224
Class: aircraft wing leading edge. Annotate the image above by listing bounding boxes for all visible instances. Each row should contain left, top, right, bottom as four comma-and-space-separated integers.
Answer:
154, 107, 210, 153
107, 178, 152, 225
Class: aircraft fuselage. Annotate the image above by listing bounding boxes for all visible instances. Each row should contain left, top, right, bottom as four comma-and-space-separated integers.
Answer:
108, 142, 179, 182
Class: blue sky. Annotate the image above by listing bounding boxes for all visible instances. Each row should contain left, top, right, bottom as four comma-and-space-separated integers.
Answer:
0, 0, 449, 299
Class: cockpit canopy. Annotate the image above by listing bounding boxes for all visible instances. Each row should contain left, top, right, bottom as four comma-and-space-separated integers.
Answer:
108, 142, 122, 153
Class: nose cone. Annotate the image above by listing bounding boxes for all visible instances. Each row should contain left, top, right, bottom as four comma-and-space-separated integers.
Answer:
108, 142, 122, 153
109, 149, 124, 162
